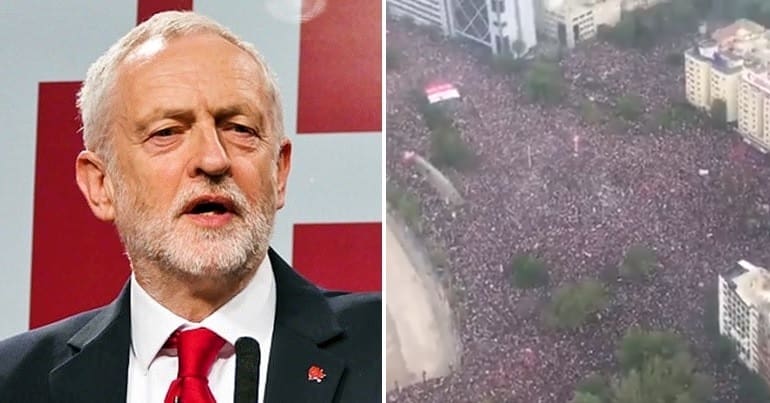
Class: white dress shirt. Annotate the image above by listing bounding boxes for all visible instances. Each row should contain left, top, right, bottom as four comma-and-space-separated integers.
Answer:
126, 256, 276, 403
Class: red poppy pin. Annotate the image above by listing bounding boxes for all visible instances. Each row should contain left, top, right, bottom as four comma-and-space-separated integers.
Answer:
308, 365, 326, 383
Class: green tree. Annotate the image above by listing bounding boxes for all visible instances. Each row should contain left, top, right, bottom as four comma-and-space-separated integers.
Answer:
576, 373, 610, 402
579, 99, 602, 124
427, 240, 449, 269
620, 244, 656, 280
710, 99, 727, 129
544, 280, 608, 329
415, 99, 477, 171
573, 327, 714, 403
617, 328, 687, 372
418, 102, 451, 131
702, 285, 720, 338
713, 335, 736, 366
430, 124, 476, 171
612, 354, 712, 403
664, 52, 684, 66
712, 0, 770, 26
491, 54, 526, 74
608, 15, 638, 47
615, 95, 644, 122
668, 0, 698, 30
569, 392, 603, 403
387, 181, 422, 229
525, 61, 564, 104
737, 366, 770, 403
508, 254, 549, 288
690, 372, 715, 402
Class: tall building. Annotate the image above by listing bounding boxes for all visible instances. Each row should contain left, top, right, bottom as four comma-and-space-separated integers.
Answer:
719, 260, 770, 384
387, 0, 538, 56
684, 19, 770, 151
387, 0, 454, 34
738, 68, 770, 150
535, 0, 670, 48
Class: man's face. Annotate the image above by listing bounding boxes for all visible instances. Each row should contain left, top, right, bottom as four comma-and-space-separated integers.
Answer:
104, 33, 290, 278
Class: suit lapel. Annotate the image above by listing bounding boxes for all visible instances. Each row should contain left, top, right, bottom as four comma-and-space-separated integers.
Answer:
49, 284, 131, 403
264, 249, 347, 403
265, 323, 346, 402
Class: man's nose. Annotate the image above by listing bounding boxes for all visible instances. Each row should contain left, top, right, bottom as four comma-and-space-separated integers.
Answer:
189, 126, 231, 178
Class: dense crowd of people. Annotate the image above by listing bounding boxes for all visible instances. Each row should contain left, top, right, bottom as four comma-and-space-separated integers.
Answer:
386, 19, 770, 403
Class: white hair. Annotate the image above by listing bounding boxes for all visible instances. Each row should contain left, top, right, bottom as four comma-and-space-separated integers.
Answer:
77, 11, 284, 158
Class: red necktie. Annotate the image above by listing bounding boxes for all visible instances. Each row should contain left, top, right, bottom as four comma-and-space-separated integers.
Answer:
164, 328, 226, 403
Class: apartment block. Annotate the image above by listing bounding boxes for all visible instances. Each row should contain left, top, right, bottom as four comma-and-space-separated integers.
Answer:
719, 260, 770, 384
684, 19, 770, 151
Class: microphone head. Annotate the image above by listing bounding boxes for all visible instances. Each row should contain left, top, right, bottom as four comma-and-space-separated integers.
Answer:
235, 336, 260, 357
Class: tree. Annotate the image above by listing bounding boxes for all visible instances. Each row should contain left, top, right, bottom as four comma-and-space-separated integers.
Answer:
664, 52, 684, 67
668, 0, 698, 31
544, 280, 608, 329
576, 373, 610, 402
573, 328, 714, 403
615, 95, 644, 122
508, 254, 549, 288
702, 284, 720, 338
569, 392, 603, 403
612, 354, 713, 403
427, 239, 449, 269
712, 334, 737, 367
617, 328, 687, 372
608, 15, 638, 47
690, 372, 715, 402
620, 244, 656, 280
525, 61, 564, 104
430, 124, 476, 171
737, 367, 770, 403
387, 182, 422, 231
491, 54, 526, 74
414, 100, 477, 172
579, 99, 602, 124
710, 99, 727, 129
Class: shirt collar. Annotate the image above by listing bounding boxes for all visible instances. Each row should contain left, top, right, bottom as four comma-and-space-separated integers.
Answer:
130, 255, 276, 371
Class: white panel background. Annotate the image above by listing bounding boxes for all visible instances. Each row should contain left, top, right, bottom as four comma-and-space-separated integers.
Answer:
0, 0, 382, 340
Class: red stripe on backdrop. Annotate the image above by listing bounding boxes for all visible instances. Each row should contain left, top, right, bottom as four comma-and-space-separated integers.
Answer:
292, 222, 382, 292
30, 82, 129, 329
296, 0, 382, 134
137, 0, 193, 24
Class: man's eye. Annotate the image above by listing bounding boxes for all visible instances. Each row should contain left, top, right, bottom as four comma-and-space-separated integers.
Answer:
229, 124, 258, 136
152, 128, 177, 137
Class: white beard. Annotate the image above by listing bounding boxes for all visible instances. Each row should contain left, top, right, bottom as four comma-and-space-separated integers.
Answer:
112, 172, 277, 278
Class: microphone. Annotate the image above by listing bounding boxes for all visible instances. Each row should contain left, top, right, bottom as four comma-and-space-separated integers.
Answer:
234, 337, 261, 403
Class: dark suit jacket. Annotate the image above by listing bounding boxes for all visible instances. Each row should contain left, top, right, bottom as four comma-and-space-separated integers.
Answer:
0, 249, 381, 402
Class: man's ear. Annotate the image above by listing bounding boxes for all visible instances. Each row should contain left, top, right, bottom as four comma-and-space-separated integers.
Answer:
275, 138, 292, 210
75, 151, 117, 222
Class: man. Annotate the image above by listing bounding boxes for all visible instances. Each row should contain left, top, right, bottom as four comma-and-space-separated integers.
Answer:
0, 11, 381, 403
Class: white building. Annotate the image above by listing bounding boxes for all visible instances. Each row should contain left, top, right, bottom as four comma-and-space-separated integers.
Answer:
388, 0, 538, 56
719, 260, 770, 383
536, 0, 671, 48
388, 0, 454, 34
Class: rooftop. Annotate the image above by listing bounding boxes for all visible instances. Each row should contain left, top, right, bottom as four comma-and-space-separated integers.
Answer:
730, 260, 770, 310
712, 19, 766, 45
688, 20, 770, 73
